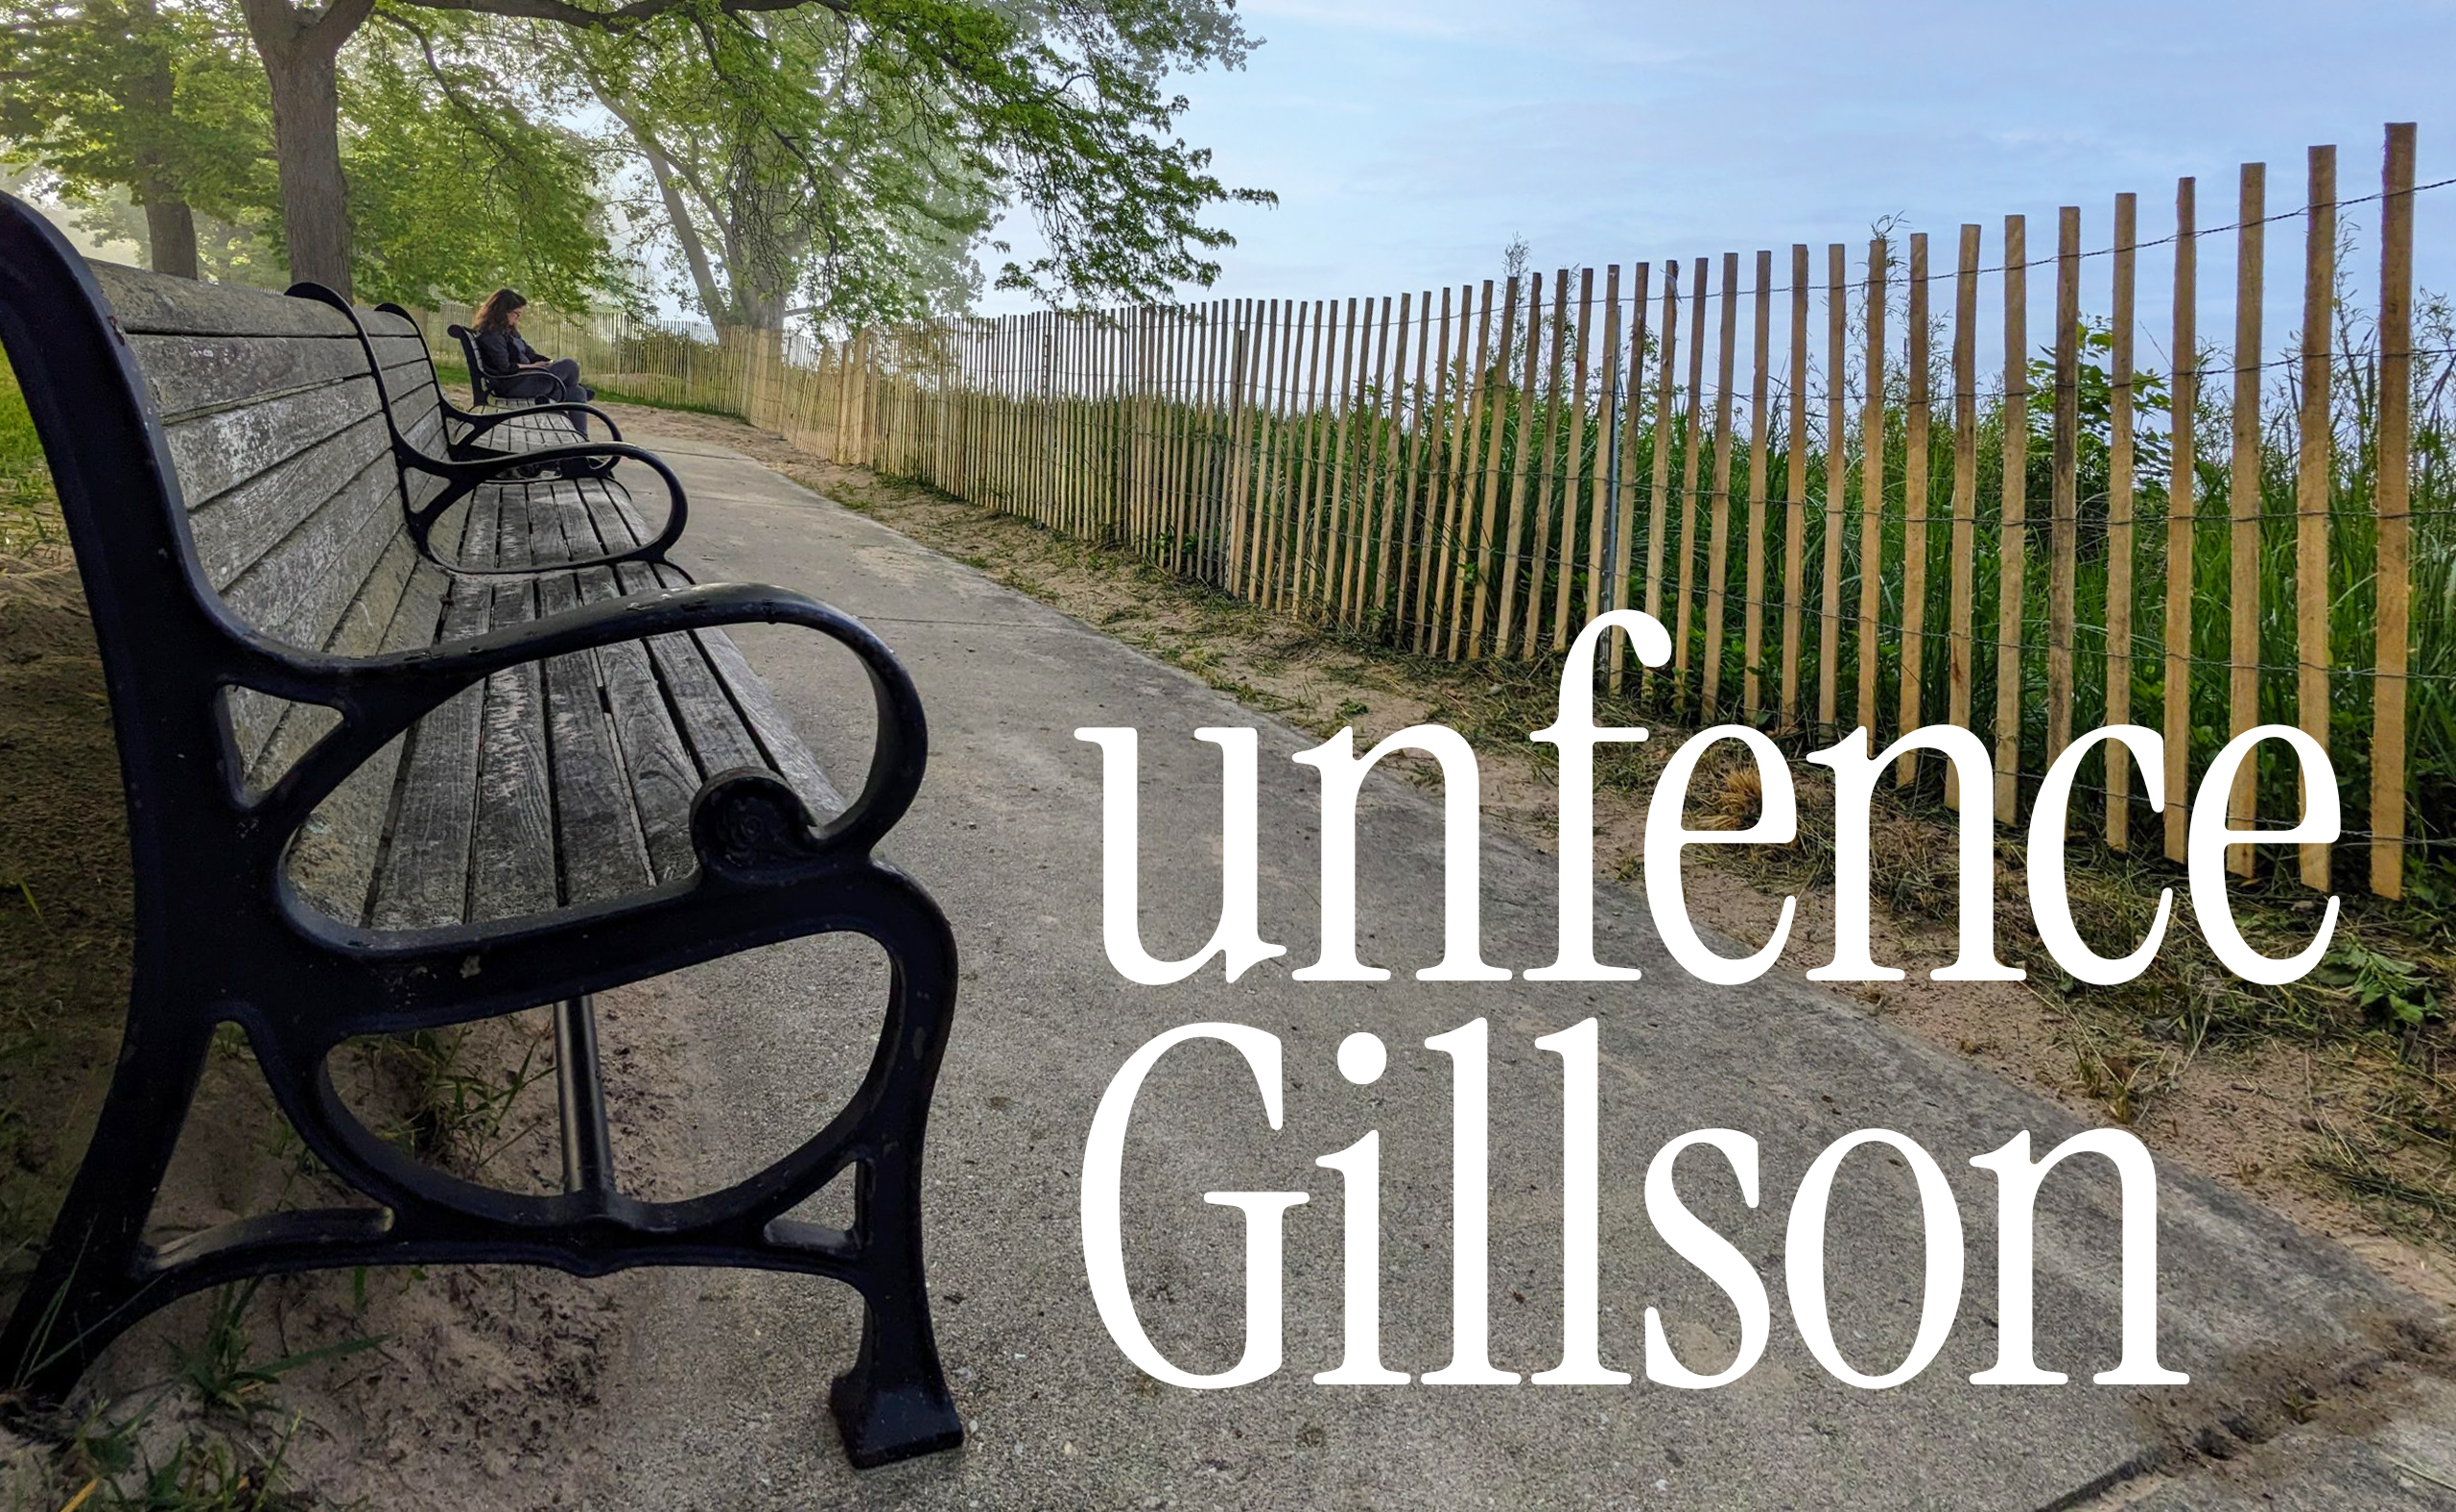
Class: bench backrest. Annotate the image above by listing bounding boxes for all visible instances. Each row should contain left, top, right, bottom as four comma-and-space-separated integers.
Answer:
76, 259, 449, 791
0, 198, 480, 926
104, 264, 456, 788
446, 320, 513, 409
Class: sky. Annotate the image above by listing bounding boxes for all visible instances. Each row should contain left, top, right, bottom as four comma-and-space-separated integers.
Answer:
975, 0, 2456, 364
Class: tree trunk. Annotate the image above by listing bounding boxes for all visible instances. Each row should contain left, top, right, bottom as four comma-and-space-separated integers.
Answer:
634, 128, 730, 323
129, 5, 199, 278
142, 199, 200, 278
744, 289, 790, 331
258, 40, 349, 294
240, 0, 374, 297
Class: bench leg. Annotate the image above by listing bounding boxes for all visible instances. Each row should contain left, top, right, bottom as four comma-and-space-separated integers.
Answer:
1, 1003, 214, 1401
828, 933, 963, 1470
554, 996, 618, 1195
830, 1155, 964, 1470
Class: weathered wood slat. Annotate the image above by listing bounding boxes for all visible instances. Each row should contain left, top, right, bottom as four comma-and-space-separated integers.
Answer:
164, 379, 380, 508
284, 555, 449, 923
528, 491, 656, 907
187, 414, 391, 588
697, 627, 844, 817
220, 447, 402, 654
246, 529, 425, 791
368, 495, 500, 930
557, 490, 701, 884
130, 334, 374, 423
88, 260, 351, 340
468, 506, 558, 923
594, 488, 832, 811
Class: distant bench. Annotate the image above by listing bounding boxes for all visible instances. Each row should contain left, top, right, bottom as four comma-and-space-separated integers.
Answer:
444, 317, 558, 415
0, 194, 963, 1470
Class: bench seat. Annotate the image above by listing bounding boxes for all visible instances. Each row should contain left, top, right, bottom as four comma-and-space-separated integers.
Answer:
298, 474, 841, 933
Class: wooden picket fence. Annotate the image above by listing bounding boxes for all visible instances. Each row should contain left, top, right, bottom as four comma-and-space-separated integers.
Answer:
422, 124, 2451, 902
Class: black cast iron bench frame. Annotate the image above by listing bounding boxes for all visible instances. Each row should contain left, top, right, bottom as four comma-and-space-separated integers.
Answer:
379, 301, 624, 459
296, 287, 676, 574
448, 317, 597, 421
0, 198, 964, 1470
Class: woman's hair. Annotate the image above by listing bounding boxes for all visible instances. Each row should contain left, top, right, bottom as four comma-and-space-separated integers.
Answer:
472, 288, 529, 332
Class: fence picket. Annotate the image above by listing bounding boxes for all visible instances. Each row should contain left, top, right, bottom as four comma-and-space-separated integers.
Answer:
1607, 262, 1651, 693
1703, 253, 1740, 717
1590, 264, 1624, 637
1820, 244, 1847, 732
2049, 207, 2082, 768
1448, 284, 1500, 659
1948, 224, 1980, 809
1896, 233, 1931, 785
1474, 280, 1512, 657
1995, 215, 2029, 820
1641, 262, 1682, 699
1414, 287, 1458, 644
1855, 238, 1888, 736
1553, 267, 1597, 652
2227, 164, 2267, 875
2107, 196, 2138, 849
1525, 271, 1573, 659
1782, 246, 1810, 727
2165, 180, 2200, 864
1498, 275, 1549, 660
2373, 125, 2418, 898
1674, 257, 1711, 699
2296, 147, 2336, 889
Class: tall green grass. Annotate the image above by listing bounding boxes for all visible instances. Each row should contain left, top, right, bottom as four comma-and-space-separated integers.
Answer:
0, 349, 60, 555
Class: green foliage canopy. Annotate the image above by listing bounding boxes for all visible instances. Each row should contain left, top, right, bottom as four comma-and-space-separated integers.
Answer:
0, 0, 272, 224
344, 12, 626, 309
562, 0, 1267, 328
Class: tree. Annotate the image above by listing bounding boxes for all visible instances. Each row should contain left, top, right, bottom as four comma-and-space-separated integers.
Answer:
3, 0, 625, 300
230, 0, 1263, 302
0, 0, 273, 276
562, 7, 994, 333
342, 12, 625, 306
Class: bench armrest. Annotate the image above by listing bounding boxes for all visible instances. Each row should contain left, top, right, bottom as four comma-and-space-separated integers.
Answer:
404, 441, 689, 573
252, 582, 925, 862
454, 401, 625, 446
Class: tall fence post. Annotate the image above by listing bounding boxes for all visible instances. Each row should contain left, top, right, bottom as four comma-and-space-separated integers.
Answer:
2373, 124, 2418, 899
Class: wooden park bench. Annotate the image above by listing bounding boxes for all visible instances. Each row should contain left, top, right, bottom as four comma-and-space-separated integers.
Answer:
0, 194, 963, 1470
442, 317, 580, 421
378, 301, 625, 464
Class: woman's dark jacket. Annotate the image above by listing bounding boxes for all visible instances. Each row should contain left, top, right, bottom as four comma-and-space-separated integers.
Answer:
472, 325, 544, 378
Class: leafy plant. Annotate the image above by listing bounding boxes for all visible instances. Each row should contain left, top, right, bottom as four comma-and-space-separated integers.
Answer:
2314, 938, 2442, 1029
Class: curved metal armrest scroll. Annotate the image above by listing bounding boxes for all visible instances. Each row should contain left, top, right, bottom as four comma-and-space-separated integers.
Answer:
403, 442, 688, 573
244, 582, 926, 864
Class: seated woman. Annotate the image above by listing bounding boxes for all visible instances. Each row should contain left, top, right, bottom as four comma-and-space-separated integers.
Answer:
470, 287, 597, 436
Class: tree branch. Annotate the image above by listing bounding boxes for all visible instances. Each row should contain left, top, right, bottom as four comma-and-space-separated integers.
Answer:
397, 0, 847, 31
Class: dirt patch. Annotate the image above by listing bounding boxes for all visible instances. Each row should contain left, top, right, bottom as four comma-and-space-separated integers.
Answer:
602, 399, 2456, 1317
0, 559, 129, 1285
0, 559, 715, 1508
